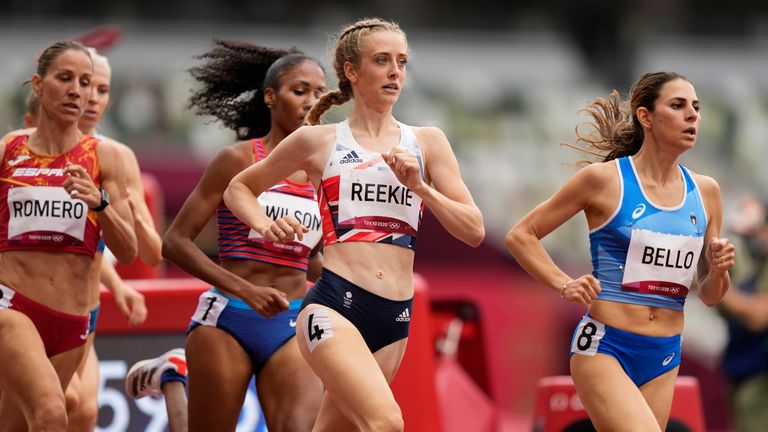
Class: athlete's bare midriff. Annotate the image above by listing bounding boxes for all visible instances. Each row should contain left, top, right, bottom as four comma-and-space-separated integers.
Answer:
86, 252, 104, 308
0, 250, 92, 315
222, 259, 309, 301
322, 242, 414, 301
588, 299, 684, 337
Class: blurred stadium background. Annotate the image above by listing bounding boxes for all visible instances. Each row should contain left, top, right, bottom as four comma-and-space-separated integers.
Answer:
2, 1, 768, 430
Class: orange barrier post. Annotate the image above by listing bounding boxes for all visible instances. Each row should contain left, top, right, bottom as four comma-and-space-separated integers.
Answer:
390, 274, 443, 432
98, 278, 209, 333
532, 376, 589, 431
115, 172, 164, 279
532, 375, 706, 431
435, 355, 496, 432
669, 376, 706, 432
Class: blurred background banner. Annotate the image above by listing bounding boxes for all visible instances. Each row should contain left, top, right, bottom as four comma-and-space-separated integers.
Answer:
3, 2, 768, 430
4, 3, 768, 261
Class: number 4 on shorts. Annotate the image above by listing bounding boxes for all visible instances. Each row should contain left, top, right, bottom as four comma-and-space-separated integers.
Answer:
304, 310, 334, 353
308, 313, 325, 341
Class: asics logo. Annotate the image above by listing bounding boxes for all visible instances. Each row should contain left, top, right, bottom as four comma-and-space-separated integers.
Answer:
79, 325, 90, 340
632, 203, 646, 219
339, 150, 363, 164
289, 319, 297, 328
662, 352, 675, 366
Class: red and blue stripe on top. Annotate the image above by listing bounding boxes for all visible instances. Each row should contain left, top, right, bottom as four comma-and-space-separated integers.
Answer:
216, 138, 321, 271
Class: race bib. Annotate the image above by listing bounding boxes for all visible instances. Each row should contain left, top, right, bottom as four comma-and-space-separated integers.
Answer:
7, 186, 88, 245
247, 191, 322, 256
337, 166, 421, 235
191, 291, 229, 326
621, 229, 703, 298
571, 316, 605, 356
303, 309, 334, 353
0, 284, 15, 309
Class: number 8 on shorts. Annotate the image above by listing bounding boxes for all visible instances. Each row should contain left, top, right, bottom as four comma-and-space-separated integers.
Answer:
571, 316, 606, 356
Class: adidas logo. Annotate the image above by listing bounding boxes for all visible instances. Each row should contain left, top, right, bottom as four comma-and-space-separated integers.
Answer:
340, 150, 364, 164
395, 307, 411, 322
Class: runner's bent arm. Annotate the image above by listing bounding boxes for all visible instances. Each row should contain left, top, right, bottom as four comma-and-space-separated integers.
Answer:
224, 126, 328, 239
695, 175, 733, 306
164, 145, 256, 295
506, 164, 608, 303
91, 141, 137, 264
399, 127, 484, 246
117, 141, 162, 266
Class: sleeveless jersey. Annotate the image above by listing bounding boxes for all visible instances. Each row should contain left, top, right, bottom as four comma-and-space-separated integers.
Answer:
318, 120, 424, 250
216, 138, 320, 271
0, 134, 102, 257
590, 156, 707, 310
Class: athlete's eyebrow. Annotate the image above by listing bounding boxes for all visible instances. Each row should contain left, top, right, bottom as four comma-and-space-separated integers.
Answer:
371, 51, 408, 57
669, 96, 699, 104
288, 80, 327, 92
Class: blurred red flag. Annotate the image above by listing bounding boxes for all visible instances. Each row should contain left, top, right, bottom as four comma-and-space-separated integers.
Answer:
33, 26, 122, 64
74, 26, 122, 52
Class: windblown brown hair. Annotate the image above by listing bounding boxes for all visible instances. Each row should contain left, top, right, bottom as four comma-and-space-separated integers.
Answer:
565, 72, 689, 164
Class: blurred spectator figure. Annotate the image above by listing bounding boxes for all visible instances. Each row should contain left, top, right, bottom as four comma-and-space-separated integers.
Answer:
719, 194, 768, 431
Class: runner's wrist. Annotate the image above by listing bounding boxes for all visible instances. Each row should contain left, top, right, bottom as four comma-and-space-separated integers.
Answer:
411, 181, 430, 197
253, 219, 272, 236
557, 278, 573, 298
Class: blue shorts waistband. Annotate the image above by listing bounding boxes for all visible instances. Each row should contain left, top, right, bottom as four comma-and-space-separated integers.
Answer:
88, 304, 100, 335
211, 288, 302, 311
585, 312, 681, 347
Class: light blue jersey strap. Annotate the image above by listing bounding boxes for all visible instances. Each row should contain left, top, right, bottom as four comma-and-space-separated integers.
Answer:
211, 288, 303, 311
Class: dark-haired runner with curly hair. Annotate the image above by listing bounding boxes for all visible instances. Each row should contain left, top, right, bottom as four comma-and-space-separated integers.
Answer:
125, 39, 326, 432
